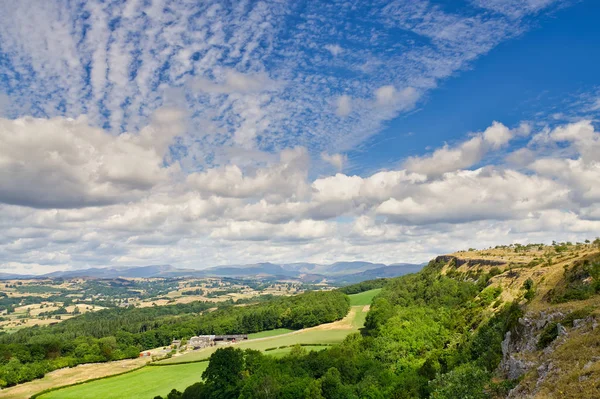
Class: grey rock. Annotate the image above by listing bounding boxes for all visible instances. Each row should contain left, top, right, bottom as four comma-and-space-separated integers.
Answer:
557, 323, 568, 337
573, 318, 585, 328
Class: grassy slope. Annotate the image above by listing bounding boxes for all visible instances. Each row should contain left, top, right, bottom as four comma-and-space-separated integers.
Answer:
0, 358, 148, 399
39, 362, 208, 399
348, 288, 381, 306
247, 328, 293, 339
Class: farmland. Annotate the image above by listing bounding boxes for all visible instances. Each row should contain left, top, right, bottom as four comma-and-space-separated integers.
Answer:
31, 290, 377, 399
348, 287, 381, 306
38, 362, 209, 399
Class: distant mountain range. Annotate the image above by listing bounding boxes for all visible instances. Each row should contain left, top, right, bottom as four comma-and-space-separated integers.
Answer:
0, 261, 425, 284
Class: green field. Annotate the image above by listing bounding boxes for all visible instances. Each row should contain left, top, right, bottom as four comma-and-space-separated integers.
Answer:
39, 362, 208, 399
247, 328, 293, 339
158, 304, 368, 365
39, 301, 371, 398
348, 288, 381, 306
158, 324, 355, 365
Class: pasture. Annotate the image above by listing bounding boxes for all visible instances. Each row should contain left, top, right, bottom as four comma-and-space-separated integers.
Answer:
348, 288, 381, 306
38, 362, 208, 399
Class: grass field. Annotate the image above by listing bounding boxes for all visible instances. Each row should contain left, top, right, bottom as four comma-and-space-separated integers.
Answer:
247, 328, 293, 339
158, 301, 369, 365
0, 358, 148, 399
39, 362, 208, 399
348, 288, 381, 306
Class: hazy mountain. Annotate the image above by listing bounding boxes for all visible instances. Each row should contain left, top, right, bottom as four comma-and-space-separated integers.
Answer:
1, 261, 425, 283
329, 264, 426, 285
0, 272, 37, 280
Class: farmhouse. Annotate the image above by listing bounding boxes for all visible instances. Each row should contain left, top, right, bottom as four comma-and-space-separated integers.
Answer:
188, 334, 248, 349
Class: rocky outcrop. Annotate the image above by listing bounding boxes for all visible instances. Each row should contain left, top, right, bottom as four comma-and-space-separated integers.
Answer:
502, 312, 599, 398
435, 255, 507, 268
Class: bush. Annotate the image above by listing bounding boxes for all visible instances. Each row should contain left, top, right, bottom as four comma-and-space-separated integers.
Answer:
537, 323, 559, 349
430, 363, 490, 399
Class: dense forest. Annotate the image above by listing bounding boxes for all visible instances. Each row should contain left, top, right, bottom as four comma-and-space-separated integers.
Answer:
0, 291, 349, 387
159, 260, 521, 399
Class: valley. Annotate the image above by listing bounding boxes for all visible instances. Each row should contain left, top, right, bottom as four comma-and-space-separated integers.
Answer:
2, 290, 376, 399
2, 241, 599, 399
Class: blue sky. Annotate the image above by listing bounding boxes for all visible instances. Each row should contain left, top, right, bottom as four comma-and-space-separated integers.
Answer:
0, 0, 599, 273
350, 0, 600, 174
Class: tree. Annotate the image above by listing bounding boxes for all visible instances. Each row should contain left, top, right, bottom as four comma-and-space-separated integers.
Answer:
430, 363, 490, 399
202, 347, 244, 399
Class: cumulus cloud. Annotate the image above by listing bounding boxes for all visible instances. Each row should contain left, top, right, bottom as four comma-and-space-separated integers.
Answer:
0, 114, 180, 209
1, 116, 599, 273
404, 122, 519, 177
187, 147, 310, 200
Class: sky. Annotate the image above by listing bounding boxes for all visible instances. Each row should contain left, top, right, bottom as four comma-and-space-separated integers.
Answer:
1, 0, 600, 274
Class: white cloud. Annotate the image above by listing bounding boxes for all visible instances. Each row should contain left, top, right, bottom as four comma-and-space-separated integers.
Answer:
1, 118, 598, 273
187, 147, 310, 199
404, 122, 516, 176
335, 95, 352, 117
375, 85, 397, 106
194, 69, 279, 94
321, 152, 346, 171
0, 114, 180, 208
471, 0, 561, 18
324, 44, 343, 57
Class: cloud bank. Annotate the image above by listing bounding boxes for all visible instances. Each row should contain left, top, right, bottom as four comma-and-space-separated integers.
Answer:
0, 116, 598, 273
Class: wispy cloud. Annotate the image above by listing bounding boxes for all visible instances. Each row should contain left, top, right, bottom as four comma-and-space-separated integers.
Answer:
0, 0, 568, 163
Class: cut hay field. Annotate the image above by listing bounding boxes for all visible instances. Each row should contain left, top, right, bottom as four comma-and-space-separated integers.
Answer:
38, 362, 209, 399
0, 358, 147, 399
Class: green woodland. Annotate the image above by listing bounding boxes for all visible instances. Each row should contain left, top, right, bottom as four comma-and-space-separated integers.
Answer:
157, 260, 521, 399
0, 291, 349, 387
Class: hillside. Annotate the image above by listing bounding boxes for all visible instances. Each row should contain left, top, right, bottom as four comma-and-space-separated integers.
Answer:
438, 241, 600, 398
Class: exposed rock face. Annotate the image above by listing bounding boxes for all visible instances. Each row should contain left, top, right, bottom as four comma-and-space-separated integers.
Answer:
500, 329, 536, 380
502, 312, 599, 398
500, 312, 562, 393
435, 255, 507, 267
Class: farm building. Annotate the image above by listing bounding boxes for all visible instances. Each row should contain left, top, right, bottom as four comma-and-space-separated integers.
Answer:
188, 334, 248, 349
